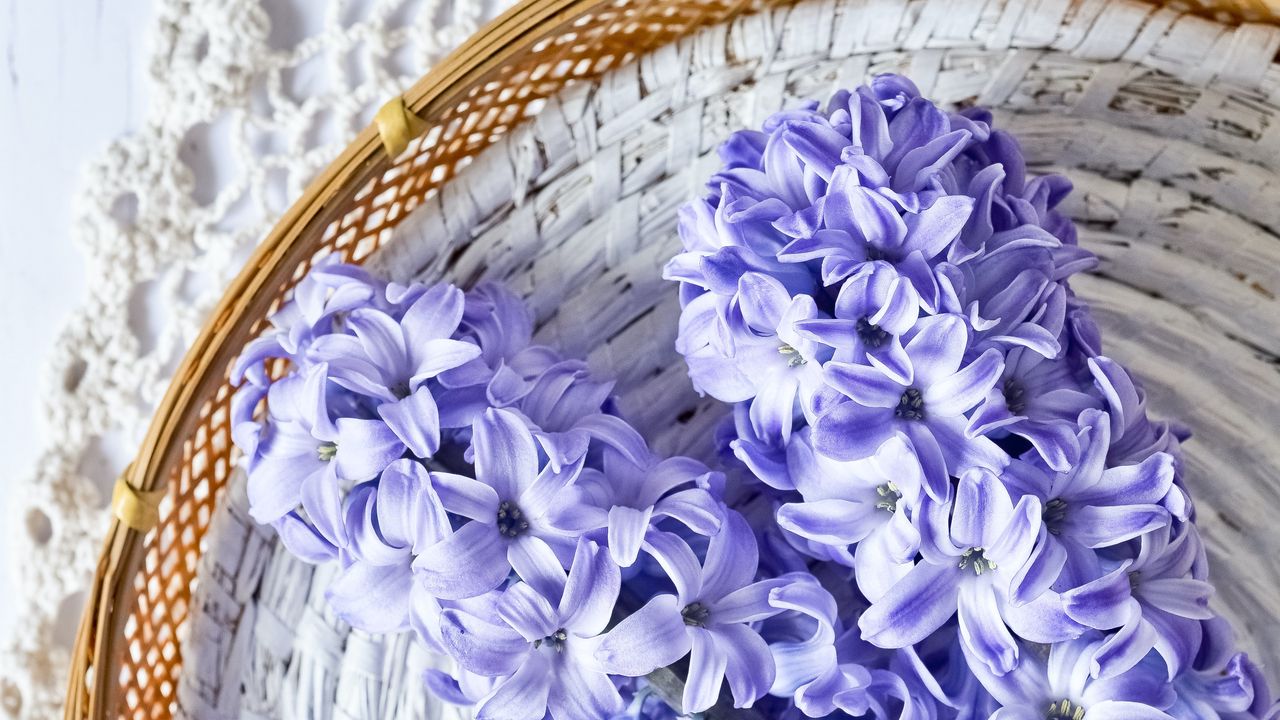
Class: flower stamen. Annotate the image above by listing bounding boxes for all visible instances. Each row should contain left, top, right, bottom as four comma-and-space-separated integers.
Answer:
496, 501, 530, 538
534, 628, 569, 652
1043, 498, 1068, 535
856, 317, 891, 349
778, 344, 808, 367
875, 482, 902, 513
1004, 379, 1029, 415
958, 547, 997, 575
317, 442, 338, 462
681, 602, 711, 627
894, 388, 926, 421
1045, 699, 1085, 720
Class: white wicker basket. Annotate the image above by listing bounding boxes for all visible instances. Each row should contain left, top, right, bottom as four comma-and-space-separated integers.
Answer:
177, 0, 1280, 715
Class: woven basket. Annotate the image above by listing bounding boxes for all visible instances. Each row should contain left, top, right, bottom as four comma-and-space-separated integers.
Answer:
65, 0, 1280, 716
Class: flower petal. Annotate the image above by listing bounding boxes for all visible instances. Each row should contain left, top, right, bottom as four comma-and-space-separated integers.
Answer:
607, 505, 653, 568
925, 348, 1003, 417
439, 608, 528, 677
548, 657, 623, 719
325, 561, 412, 633
719, 623, 776, 708
498, 582, 560, 641
414, 521, 511, 600
684, 628, 730, 713
474, 408, 539, 500
858, 560, 960, 648
377, 386, 441, 458
594, 594, 691, 676
958, 581, 1019, 676
476, 656, 551, 720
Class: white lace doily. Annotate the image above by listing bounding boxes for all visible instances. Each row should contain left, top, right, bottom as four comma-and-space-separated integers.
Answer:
0, 1, 509, 717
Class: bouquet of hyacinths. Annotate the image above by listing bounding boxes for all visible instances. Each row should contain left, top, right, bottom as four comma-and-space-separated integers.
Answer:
229, 74, 1279, 720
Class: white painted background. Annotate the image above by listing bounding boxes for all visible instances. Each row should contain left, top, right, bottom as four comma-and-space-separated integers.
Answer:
0, 0, 153, 641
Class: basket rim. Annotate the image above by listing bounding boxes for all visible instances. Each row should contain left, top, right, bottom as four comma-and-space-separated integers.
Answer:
63, 0, 772, 716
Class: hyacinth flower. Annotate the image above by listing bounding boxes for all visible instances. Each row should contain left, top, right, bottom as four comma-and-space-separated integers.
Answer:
776, 432, 938, 601
814, 313, 1007, 474
1002, 409, 1181, 603
775, 184, 974, 305
1062, 525, 1214, 680
439, 539, 624, 719
595, 515, 790, 713
972, 633, 1176, 720
767, 575, 944, 718
230, 255, 384, 387
966, 345, 1097, 472
326, 459, 452, 633
246, 363, 405, 553
547, 445, 723, 567
1169, 617, 1278, 720
414, 408, 583, 600
934, 245, 1068, 361
793, 261, 921, 385
677, 272, 830, 442
664, 183, 819, 305
1089, 357, 1190, 468
310, 283, 482, 458
859, 468, 1082, 675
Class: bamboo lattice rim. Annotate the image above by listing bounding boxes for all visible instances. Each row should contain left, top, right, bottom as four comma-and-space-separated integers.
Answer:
64, 0, 1280, 716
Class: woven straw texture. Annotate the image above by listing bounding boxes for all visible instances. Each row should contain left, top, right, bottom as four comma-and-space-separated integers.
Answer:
65, 0, 1280, 717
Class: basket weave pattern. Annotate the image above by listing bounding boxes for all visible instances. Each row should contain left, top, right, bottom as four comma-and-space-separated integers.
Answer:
67, 0, 1280, 717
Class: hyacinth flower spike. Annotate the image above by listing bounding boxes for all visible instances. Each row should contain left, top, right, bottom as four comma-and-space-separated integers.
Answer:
414, 408, 582, 600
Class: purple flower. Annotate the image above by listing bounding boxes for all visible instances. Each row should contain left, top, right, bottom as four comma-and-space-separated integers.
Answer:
414, 408, 582, 600
439, 539, 623, 719
967, 346, 1098, 472
1170, 617, 1276, 720
245, 364, 405, 554
1002, 409, 1181, 605
859, 468, 1081, 675
775, 432, 939, 601
547, 446, 724, 567
972, 633, 1176, 720
1062, 525, 1214, 680
1090, 357, 1191, 468
311, 283, 482, 458
814, 313, 1007, 474
766, 575, 944, 719
794, 261, 921, 384
326, 459, 451, 632
594, 515, 787, 713
677, 272, 830, 443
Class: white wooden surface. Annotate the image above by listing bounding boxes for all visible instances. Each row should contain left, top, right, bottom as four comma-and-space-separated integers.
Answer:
0, 0, 153, 641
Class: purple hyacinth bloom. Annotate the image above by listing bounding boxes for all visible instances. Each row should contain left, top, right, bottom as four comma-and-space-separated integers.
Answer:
512, 360, 646, 472
677, 272, 830, 443
967, 346, 1098, 472
414, 408, 582, 600
859, 468, 1081, 675
1062, 525, 1214, 680
767, 575, 943, 719
231, 255, 384, 387
1090, 357, 1191, 468
310, 283, 482, 458
775, 182, 974, 297
1169, 617, 1276, 720
972, 633, 1176, 720
814, 313, 1007, 474
794, 261, 921, 385
246, 364, 405, 553
776, 432, 940, 601
1002, 409, 1181, 605
547, 446, 723, 567
594, 515, 788, 713
327, 459, 452, 633
439, 539, 623, 720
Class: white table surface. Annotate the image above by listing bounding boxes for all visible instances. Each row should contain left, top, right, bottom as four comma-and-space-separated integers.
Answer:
0, 0, 153, 641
